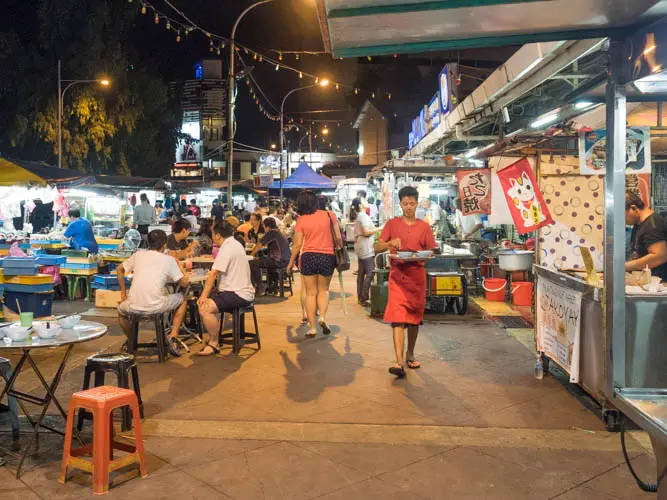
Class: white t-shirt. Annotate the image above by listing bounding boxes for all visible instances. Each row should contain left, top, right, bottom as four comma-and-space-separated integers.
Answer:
354, 212, 375, 260
122, 250, 183, 312
213, 237, 255, 302
184, 214, 199, 231
455, 210, 483, 239
369, 203, 378, 221
429, 204, 442, 224
245, 199, 257, 213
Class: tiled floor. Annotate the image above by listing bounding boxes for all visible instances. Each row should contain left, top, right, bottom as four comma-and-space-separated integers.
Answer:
0, 265, 656, 498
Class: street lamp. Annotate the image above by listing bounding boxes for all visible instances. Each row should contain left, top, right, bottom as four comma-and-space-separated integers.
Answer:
57, 59, 110, 169
227, 0, 274, 205
279, 78, 329, 201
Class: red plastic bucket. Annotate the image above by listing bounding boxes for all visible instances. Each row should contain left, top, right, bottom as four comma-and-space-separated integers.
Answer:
482, 278, 506, 301
511, 282, 533, 306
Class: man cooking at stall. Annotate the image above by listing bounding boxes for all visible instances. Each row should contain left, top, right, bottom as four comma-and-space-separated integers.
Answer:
625, 192, 667, 281
374, 186, 437, 379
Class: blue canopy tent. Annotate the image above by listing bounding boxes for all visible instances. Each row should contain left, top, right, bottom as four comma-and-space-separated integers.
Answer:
268, 161, 336, 191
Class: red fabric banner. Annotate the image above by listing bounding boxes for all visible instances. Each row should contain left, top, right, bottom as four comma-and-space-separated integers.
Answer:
497, 158, 554, 234
456, 168, 491, 215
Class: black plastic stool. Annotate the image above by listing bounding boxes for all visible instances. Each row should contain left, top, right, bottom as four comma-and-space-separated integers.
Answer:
275, 268, 293, 298
127, 312, 170, 362
77, 353, 143, 432
217, 304, 261, 354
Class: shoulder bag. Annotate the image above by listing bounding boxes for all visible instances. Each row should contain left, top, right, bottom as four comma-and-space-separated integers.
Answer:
327, 211, 350, 272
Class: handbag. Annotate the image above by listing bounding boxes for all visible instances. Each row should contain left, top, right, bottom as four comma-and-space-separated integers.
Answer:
328, 211, 350, 272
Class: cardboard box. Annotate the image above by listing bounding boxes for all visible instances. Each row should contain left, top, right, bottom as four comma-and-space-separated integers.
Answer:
95, 289, 122, 308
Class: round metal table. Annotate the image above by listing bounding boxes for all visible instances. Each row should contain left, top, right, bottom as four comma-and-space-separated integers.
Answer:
0, 320, 108, 477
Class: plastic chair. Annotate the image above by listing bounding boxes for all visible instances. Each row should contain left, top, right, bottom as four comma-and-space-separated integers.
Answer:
60, 386, 147, 495
127, 312, 169, 362
77, 353, 143, 432
217, 303, 261, 354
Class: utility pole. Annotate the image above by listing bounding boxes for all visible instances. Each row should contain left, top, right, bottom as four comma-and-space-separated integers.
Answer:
227, 0, 274, 205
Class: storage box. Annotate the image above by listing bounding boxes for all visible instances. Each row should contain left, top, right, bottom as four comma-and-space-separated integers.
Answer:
62, 249, 89, 258
93, 274, 130, 287
0, 257, 38, 269
3, 283, 54, 293
4, 290, 54, 317
60, 268, 98, 276
4, 274, 53, 285
35, 255, 67, 266
62, 262, 97, 270
65, 256, 97, 264
94, 289, 123, 308
2, 266, 39, 276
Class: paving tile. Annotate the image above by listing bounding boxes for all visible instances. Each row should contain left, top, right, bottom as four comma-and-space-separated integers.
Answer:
105, 470, 229, 499
584, 454, 656, 499
0, 467, 41, 500
184, 441, 367, 500
553, 486, 626, 499
143, 437, 277, 468
379, 446, 590, 500
316, 477, 424, 500
295, 441, 450, 476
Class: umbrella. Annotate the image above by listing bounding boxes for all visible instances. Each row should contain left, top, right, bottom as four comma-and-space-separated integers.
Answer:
0, 158, 94, 187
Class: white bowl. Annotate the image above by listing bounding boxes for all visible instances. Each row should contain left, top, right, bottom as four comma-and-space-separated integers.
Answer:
33, 324, 61, 339
397, 251, 414, 259
416, 250, 434, 258
3, 325, 31, 342
59, 315, 81, 329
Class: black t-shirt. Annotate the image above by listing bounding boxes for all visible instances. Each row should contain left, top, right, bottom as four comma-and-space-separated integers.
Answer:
211, 205, 225, 220
167, 234, 188, 251
261, 229, 290, 263
630, 212, 667, 281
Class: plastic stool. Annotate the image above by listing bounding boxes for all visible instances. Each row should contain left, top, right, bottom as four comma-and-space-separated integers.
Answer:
77, 353, 143, 432
60, 386, 147, 495
274, 267, 293, 298
217, 303, 261, 354
0, 358, 20, 440
127, 312, 169, 362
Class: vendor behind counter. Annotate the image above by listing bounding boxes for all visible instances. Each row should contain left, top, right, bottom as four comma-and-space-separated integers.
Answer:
625, 192, 667, 281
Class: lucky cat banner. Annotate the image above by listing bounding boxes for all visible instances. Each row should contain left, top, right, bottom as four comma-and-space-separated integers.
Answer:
497, 158, 554, 234
456, 169, 491, 215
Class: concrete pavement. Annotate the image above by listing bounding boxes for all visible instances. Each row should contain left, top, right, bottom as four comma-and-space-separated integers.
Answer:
0, 263, 655, 499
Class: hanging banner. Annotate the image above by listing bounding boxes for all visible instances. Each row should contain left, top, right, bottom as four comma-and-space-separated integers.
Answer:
536, 277, 583, 383
497, 158, 554, 234
579, 127, 651, 175
456, 169, 491, 215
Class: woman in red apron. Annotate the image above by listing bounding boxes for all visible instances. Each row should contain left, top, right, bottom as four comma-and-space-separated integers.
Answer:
375, 186, 437, 378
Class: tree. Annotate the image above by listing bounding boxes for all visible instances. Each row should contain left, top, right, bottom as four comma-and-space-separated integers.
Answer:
118, 152, 131, 177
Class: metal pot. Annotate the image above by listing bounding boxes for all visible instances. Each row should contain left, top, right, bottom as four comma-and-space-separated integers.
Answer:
497, 250, 534, 271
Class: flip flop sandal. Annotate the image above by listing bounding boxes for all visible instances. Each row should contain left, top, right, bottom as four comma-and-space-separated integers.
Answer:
406, 359, 421, 369
300, 317, 308, 325
318, 320, 331, 335
197, 343, 220, 356
305, 329, 317, 338
389, 365, 406, 378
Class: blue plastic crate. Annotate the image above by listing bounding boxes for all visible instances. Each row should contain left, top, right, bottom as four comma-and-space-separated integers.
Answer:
93, 274, 130, 286
2, 267, 39, 276
0, 257, 39, 269
3, 283, 54, 293
61, 262, 97, 270
98, 243, 118, 251
4, 290, 54, 317
35, 255, 67, 266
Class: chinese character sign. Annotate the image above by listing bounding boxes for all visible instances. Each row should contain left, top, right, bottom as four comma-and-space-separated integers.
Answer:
456, 169, 491, 215
497, 158, 554, 234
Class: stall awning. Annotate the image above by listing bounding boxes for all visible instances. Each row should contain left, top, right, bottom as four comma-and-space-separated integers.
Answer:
0, 159, 94, 187
316, 0, 667, 57
269, 161, 336, 190
93, 175, 167, 190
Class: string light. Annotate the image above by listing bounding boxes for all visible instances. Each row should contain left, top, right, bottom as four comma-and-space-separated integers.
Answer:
295, 54, 299, 60
176, 30, 181, 42
166, 20, 171, 30
299, 72, 303, 79
141, 4, 147, 14
275, 64, 279, 71
279, 53, 283, 61
335, 83, 339, 90
154, 12, 159, 23
253, 53, 257, 60
209, 40, 214, 52
371, 92, 375, 99
387, 92, 392, 100
354, 88, 358, 95
216, 47, 221, 55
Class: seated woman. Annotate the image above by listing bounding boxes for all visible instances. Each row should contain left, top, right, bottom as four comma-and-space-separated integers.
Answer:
197, 219, 214, 255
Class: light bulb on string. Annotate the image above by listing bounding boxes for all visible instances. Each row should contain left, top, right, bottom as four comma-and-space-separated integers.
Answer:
128, 0, 132, 3
209, 40, 214, 52
371, 92, 375, 99
244, 48, 248, 54
221, 43, 225, 49
295, 54, 300, 60
367, 56, 371, 61
176, 31, 181, 43
335, 83, 339, 90
166, 20, 171, 30
258, 55, 262, 62
154, 12, 159, 24
354, 88, 358, 95
387, 92, 392, 100
216, 47, 221, 55
253, 53, 257, 60
275, 64, 279, 71
141, 4, 146, 14
279, 53, 283, 61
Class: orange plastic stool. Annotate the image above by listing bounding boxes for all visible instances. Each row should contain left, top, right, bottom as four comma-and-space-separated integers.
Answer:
59, 386, 147, 495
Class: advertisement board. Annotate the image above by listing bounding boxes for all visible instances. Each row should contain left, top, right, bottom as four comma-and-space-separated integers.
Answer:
578, 127, 651, 175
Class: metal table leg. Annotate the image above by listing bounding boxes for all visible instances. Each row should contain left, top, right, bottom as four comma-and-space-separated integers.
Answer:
0, 345, 83, 477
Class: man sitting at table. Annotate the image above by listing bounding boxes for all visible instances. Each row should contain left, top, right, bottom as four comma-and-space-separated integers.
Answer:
249, 217, 290, 294
117, 229, 190, 358
167, 219, 199, 260
197, 221, 255, 356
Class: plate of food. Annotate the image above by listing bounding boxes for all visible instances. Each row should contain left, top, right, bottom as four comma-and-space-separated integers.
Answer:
389, 251, 434, 262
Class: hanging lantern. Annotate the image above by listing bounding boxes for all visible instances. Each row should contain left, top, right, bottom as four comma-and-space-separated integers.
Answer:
141, 4, 147, 14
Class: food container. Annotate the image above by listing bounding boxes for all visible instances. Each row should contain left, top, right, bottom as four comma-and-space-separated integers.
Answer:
416, 250, 434, 258
3, 325, 31, 342
33, 323, 61, 339
397, 251, 414, 259
497, 250, 534, 271
59, 315, 81, 329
